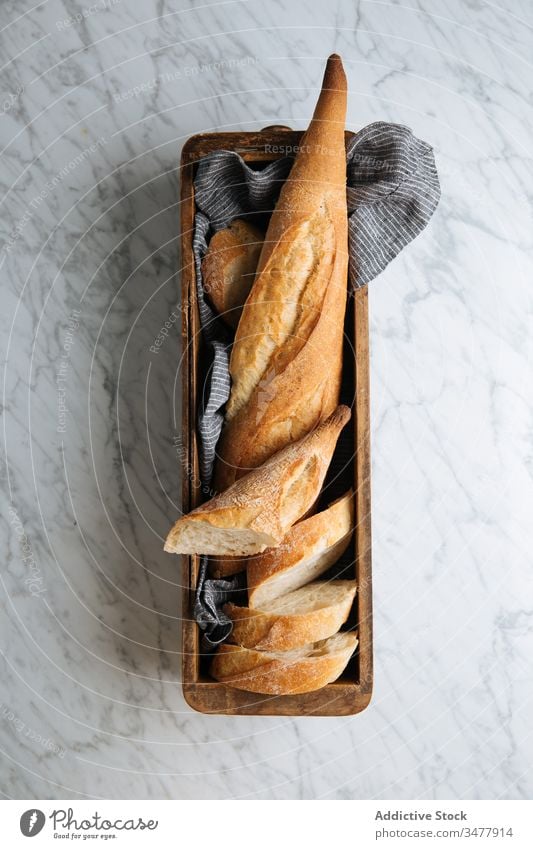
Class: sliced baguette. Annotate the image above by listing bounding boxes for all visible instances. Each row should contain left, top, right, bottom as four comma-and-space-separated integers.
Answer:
201, 219, 263, 329
225, 580, 356, 651
247, 490, 354, 607
211, 631, 358, 695
164, 405, 350, 556
211, 490, 353, 579
215, 54, 348, 491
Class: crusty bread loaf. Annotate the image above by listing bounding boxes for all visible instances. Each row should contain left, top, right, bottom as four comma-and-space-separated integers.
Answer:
226, 580, 356, 651
211, 631, 358, 695
164, 405, 350, 555
215, 55, 348, 491
201, 219, 263, 329
247, 490, 354, 608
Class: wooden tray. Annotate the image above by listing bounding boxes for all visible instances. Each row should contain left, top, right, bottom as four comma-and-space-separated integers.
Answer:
179, 128, 373, 716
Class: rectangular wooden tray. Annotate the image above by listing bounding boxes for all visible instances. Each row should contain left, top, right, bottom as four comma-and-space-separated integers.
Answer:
179, 128, 373, 716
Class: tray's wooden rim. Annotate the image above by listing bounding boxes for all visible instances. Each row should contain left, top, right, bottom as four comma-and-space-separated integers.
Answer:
179, 129, 373, 716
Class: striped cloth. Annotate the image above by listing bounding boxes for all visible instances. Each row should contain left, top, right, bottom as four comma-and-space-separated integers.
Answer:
191, 122, 440, 647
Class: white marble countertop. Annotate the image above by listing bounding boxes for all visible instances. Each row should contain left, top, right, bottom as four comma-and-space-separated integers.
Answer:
1, 0, 532, 800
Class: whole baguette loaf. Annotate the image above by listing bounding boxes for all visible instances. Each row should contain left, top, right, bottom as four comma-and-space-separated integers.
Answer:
247, 490, 354, 607
201, 219, 263, 329
211, 631, 358, 695
215, 54, 348, 491
226, 580, 356, 651
164, 405, 350, 555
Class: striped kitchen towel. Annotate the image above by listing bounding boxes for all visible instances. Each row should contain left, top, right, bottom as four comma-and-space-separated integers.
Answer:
190, 122, 440, 646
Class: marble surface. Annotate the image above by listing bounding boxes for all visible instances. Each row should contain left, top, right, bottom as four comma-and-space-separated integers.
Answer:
1, 0, 532, 800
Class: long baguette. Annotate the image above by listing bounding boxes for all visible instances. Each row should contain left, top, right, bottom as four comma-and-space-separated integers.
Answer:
215, 54, 348, 491
164, 405, 350, 555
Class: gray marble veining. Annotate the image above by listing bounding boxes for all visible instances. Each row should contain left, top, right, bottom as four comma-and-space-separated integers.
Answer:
1, 0, 532, 800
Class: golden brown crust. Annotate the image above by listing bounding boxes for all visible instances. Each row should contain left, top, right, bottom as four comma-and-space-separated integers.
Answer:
215, 55, 348, 491
201, 219, 263, 329
209, 489, 352, 578
164, 406, 350, 555
210, 631, 358, 695
225, 580, 356, 651
247, 491, 354, 607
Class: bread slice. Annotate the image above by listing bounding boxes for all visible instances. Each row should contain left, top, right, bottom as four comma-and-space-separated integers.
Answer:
247, 490, 354, 608
211, 490, 353, 579
211, 631, 358, 695
201, 219, 263, 329
215, 55, 348, 491
164, 406, 350, 556
225, 580, 356, 651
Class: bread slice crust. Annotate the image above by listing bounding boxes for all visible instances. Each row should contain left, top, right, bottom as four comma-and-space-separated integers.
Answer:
225, 580, 357, 651
201, 219, 263, 329
247, 490, 354, 607
211, 631, 358, 695
164, 406, 350, 555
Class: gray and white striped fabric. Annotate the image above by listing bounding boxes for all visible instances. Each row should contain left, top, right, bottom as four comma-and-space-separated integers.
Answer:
190, 122, 440, 646
346, 122, 441, 286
